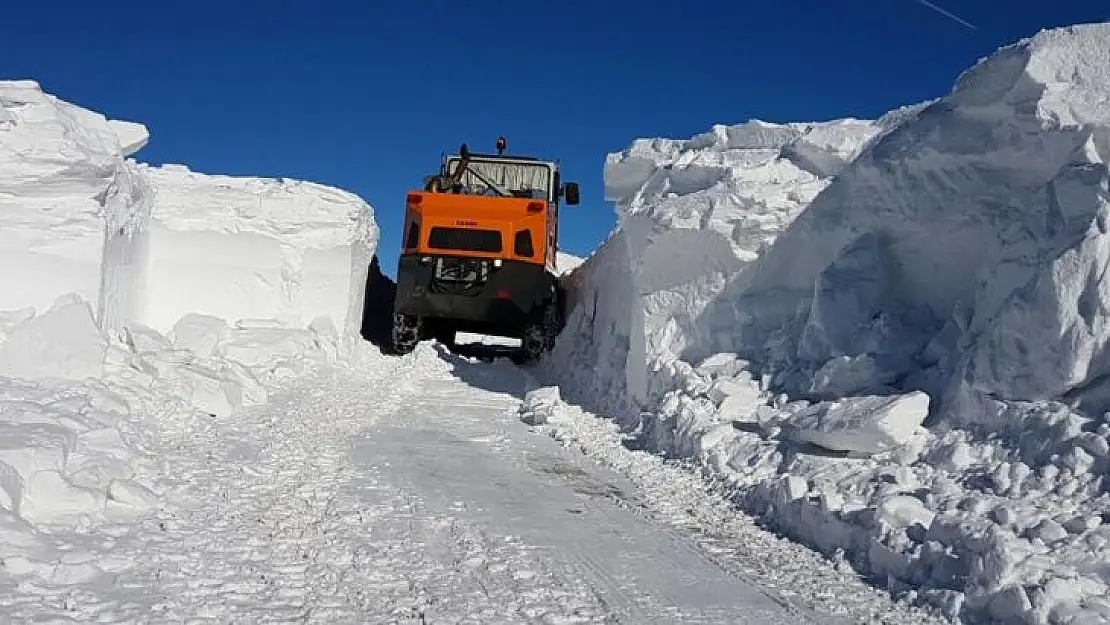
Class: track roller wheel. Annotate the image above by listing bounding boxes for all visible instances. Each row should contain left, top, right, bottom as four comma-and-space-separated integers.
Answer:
514, 300, 559, 365
390, 313, 422, 355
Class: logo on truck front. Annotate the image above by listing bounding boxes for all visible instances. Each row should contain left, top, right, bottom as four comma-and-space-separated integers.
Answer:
456, 220, 479, 226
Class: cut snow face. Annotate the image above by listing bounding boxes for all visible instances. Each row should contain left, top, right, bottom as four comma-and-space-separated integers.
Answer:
546, 21, 1110, 625
0, 80, 377, 348
551, 109, 897, 413
0, 80, 151, 329
137, 164, 377, 344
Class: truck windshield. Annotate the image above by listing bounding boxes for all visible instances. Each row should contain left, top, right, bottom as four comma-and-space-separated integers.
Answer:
447, 158, 553, 200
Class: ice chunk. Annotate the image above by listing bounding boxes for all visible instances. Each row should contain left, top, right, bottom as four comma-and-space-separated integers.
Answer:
0, 298, 106, 382
875, 494, 935, 532
784, 392, 929, 454
695, 353, 747, 379
170, 313, 230, 358
520, 386, 562, 426
107, 479, 160, 509
122, 322, 172, 354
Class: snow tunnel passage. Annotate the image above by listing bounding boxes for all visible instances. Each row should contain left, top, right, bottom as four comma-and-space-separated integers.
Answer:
360, 255, 396, 350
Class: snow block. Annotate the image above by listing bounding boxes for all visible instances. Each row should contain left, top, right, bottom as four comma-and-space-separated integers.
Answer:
0, 297, 106, 382
601, 118, 888, 370
134, 164, 378, 347
783, 392, 930, 455
169, 313, 230, 359
546, 115, 886, 418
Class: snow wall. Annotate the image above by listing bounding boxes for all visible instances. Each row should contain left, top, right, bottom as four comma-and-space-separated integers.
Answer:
546, 22, 1110, 624
549, 110, 904, 416
0, 80, 379, 579
0, 80, 378, 349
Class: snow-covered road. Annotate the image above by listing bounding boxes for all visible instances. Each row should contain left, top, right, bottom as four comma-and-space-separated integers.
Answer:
358, 359, 817, 624
0, 344, 938, 624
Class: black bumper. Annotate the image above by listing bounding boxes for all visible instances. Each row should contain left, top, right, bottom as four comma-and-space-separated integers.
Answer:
392, 255, 554, 336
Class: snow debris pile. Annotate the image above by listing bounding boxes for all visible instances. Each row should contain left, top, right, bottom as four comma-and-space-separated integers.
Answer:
546, 22, 1110, 625
0, 293, 343, 585
0, 80, 377, 586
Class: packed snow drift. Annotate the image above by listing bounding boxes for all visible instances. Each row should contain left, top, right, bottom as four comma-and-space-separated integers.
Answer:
546, 22, 1110, 625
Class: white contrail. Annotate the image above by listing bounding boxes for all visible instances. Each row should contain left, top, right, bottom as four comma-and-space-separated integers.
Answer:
912, 0, 978, 30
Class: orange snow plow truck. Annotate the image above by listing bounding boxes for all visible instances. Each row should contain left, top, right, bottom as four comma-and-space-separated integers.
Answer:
389, 137, 580, 362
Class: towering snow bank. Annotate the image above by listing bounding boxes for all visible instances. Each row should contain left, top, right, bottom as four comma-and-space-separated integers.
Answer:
549, 22, 1110, 625
609, 116, 911, 374
0, 80, 377, 347
0, 80, 379, 589
551, 115, 895, 412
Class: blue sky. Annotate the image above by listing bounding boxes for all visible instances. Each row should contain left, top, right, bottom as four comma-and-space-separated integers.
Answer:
3, 1, 1107, 276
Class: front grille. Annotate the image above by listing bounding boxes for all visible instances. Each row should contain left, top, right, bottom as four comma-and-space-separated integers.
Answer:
433, 257, 489, 283
430, 257, 489, 296
428, 227, 502, 253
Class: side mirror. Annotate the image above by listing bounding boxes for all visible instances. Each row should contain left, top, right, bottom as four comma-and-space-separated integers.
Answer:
563, 182, 580, 206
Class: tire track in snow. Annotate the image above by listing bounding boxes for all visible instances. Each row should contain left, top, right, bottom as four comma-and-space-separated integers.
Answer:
2, 347, 619, 623
519, 372, 948, 625
0, 343, 929, 623
359, 355, 814, 624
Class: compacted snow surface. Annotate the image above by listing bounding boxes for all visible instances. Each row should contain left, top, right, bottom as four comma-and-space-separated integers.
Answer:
0, 334, 946, 624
